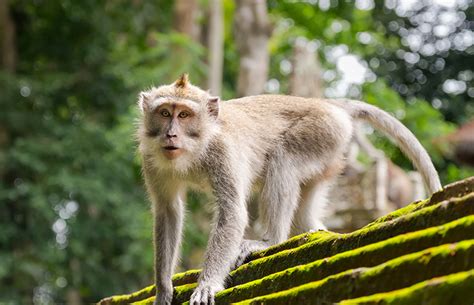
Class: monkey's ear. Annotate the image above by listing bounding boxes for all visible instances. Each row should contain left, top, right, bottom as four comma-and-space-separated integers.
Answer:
174, 73, 189, 88
138, 91, 153, 113
207, 96, 220, 118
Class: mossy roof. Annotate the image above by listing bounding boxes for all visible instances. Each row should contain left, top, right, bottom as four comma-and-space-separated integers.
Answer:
99, 177, 474, 305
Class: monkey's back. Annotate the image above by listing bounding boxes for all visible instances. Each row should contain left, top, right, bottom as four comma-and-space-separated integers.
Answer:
217, 94, 353, 173
221, 94, 352, 144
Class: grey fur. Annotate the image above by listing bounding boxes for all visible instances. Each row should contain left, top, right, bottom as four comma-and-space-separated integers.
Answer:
137, 79, 441, 305
143, 161, 185, 305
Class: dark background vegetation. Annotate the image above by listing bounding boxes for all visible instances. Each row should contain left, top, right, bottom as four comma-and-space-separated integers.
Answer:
1, 0, 472, 303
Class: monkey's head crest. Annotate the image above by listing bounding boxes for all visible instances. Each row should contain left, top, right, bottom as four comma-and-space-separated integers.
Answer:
138, 73, 215, 113
174, 73, 189, 88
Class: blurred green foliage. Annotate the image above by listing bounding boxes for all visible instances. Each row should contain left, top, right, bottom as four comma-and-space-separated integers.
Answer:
270, 0, 474, 123
0, 0, 472, 304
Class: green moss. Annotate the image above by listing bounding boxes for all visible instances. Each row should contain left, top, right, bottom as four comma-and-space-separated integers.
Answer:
173, 283, 196, 304
210, 216, 474, 303
253, 177, 474, 259
128, 220, 474, 305
234, 240, 474, 304
250, 192, 474, 261
248, 230, 338, 259
235, 193, 474, 285
98, 270, 200, 304
126, 283, 198, 305
98, 178, 474, 305
366, 176, 474, 227
339, 269, 474, 305
130, 296, 154, 305
430, 176, 474, 204
98, 285, 155, 305
364, 198, 428, 227
172, 269, 200, 286
100, 193, 474, 304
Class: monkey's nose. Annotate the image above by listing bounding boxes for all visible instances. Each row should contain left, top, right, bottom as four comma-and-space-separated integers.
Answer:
166, 133, 177, 138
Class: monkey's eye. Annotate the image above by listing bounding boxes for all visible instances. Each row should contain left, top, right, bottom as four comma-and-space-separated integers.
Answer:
160, 109, 171, 117
178, 111, 190, 119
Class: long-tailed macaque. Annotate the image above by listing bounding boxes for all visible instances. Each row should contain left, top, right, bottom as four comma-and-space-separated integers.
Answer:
137, 74, 441, 305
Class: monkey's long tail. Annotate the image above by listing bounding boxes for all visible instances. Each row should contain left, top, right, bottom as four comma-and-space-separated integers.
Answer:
329, 99, 442, 194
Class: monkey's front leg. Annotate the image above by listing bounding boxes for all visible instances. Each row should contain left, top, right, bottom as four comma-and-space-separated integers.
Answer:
152, 197, 184, 305
190, 188, 247, 305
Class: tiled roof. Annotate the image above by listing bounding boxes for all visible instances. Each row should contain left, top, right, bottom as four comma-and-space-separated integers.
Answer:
99, 177, 474, 305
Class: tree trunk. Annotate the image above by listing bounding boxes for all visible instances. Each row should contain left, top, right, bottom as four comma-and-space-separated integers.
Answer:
234, 0, 271, 97
289, 40, 323, 98
66, 288, 82, 305
169, 0, 203, 85
207, 0, 224, 96
0, 0, 16, 72
173, 0, 201, 42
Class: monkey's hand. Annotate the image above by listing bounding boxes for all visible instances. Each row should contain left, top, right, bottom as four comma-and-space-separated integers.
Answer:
153, 285, 173, 305
190, 282, 224, 305
232, 239, 269, 269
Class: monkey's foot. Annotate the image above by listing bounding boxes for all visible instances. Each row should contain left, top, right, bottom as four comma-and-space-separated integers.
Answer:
232, 239, 270, 269
190, 283, 223, 305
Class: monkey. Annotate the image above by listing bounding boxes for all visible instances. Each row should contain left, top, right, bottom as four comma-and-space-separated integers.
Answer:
136, 74, 441, 305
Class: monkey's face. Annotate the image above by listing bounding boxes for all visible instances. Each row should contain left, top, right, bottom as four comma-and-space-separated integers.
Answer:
141, 98, 201, 159
152, 100, 202, 160
139, 96, 219, 171
137, 75, 220, 172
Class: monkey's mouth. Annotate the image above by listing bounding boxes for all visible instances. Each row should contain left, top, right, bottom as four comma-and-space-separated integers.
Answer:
162, 145, 183, 160
163, 146, 180, 151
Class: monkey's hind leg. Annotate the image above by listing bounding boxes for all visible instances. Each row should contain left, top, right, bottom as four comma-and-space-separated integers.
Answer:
291, 160, 343, 236
290, 178, 331, 236
291, 156, 345, 236
232, 150, 302, 269
260, 151, 302, 245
